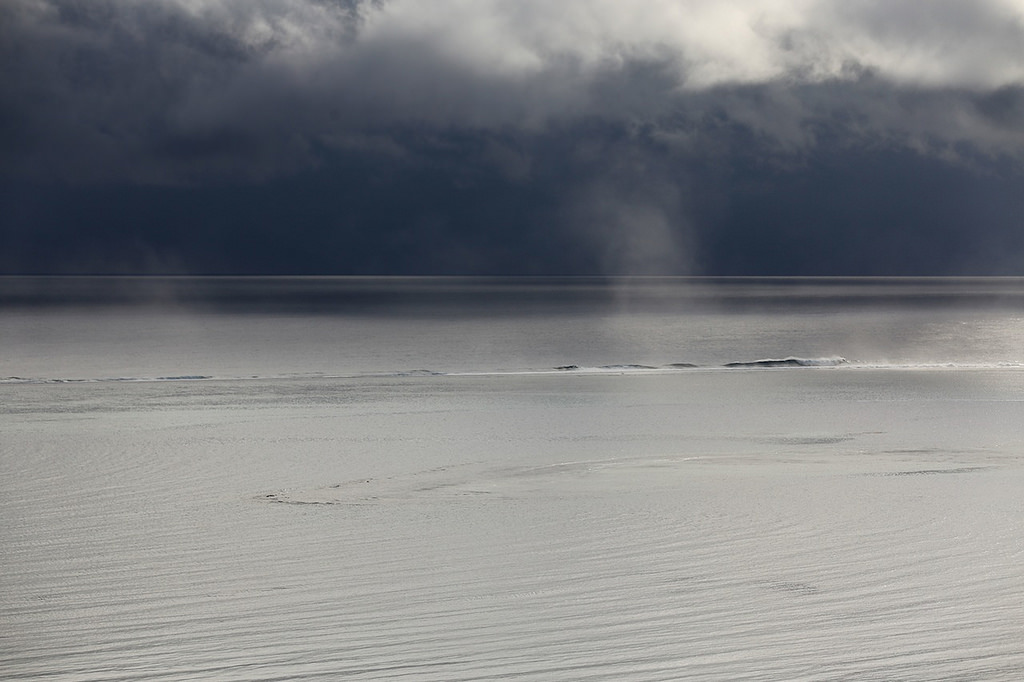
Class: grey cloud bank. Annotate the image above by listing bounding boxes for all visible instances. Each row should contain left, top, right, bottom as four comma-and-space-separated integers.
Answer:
2, 0, 1024, 274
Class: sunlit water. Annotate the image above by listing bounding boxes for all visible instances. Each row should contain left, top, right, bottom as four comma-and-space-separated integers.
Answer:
3, 278, 1024, 680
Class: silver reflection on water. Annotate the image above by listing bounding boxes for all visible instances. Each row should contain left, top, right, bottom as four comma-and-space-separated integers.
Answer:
2, 277, 1024, 680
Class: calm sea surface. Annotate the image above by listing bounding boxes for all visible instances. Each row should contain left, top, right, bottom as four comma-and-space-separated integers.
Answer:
3, 277, 1024, 680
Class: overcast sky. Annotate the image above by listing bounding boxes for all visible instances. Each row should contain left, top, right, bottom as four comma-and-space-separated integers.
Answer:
3, 0, 1024, 274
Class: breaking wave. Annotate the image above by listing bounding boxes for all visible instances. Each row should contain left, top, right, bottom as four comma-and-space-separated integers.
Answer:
550, 357, 849, 373
724, 356, 849, 368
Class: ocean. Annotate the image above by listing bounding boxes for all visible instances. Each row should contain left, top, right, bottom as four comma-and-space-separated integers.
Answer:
3, 277, 1024, 680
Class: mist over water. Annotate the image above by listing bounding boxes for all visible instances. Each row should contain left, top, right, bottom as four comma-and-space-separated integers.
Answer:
3, 276, 1024, 380
3, 277, 1024, 680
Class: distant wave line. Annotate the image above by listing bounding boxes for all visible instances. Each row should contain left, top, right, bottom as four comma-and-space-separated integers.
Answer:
7, 357, 1024, 385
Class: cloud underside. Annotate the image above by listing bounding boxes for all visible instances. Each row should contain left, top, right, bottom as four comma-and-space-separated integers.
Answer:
2, 0, 1024, 274
4, 0, 1024, 181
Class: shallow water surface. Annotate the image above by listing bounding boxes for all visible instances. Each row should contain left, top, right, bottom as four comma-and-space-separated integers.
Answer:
3, 278, 1024, 680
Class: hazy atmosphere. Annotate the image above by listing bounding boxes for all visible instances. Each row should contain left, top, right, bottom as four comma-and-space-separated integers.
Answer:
5, 4, 1024, 681
3, 0, 1024, 274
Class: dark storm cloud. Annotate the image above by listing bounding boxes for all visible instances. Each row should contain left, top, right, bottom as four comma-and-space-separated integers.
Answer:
2, 0, 1024, 274
1, 0, 366, 182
